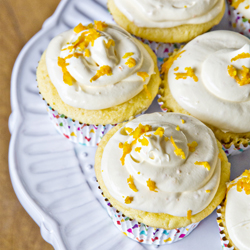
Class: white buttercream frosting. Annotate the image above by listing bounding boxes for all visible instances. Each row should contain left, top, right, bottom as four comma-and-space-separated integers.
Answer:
225, 170, 250, 250
46, 22, 154, 110
113, 0, 224, 28
168, 30, 250, 133
232, 0, 250, 19
101, 113, 221, 217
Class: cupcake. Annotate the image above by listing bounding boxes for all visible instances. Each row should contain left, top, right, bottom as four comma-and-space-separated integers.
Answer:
217, 169, 250, 250
37, 21, 161, 146
107, 0, 225, 43
228, 0, 250, 38
95, 112, 230, 245
159, 30, 250, 152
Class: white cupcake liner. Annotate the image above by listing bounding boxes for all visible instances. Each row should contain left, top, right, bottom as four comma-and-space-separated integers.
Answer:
45, 104, 115, 146
227, 0, 250, 38
216, 205, 235, 250
103, 196, 199, 245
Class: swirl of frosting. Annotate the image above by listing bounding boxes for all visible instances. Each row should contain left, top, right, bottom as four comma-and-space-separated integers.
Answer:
231, 0, 250, 19
167, 30, 250, 133
46, 21, 154, 110
225, 170, 250, 250
113, 0, 224, 28
101, 113, 221, 217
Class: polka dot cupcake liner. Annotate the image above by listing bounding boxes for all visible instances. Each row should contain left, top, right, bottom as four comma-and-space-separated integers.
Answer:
216, 205, 234, 250
227, 0, 250, 38
103, 195, 199, 245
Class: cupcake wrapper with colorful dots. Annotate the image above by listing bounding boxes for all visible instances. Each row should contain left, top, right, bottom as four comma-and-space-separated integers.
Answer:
227, 0, 250, 38
104, 197, 199, 245
135, 36, 183, 69
45, 103, 115, 146
222, 143, 250, 157
216, 206, 234, 250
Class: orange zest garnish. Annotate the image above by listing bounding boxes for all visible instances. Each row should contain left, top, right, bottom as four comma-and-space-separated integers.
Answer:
187, 210, 192, 220
170, 136, 186, 159
125, 196, 133, 204
154, 127, 165, 137
94, 20, 108, 31
137, 72, 149, 82
181, 119, 185, 124
187, 141, 198, 152
127, 175, 138, 192
120, 142, 132, 165
104, 39, 115, 49
125, 127, 133, 133
231, 52, 250, 62
146, 178, 158, 192
73, 23, 87, 33
135, 147, 141, 153
165, 137, 169, 142
125, 57, 136, 68
176, 125, 180, 131
228, 65, 250, 86
123, 52, 134, 59
58, 57, 75, 86
84, 48, 90, 57
138, 137, 149, 146
232, 0, 245, 9
195, 161, 211, 171
174, 67, 198, 82
206, 190, 211, 193
90, 65, 112, 82
143, 84, 152, 99
119, 142, 123, 148
129, 124, 152, 141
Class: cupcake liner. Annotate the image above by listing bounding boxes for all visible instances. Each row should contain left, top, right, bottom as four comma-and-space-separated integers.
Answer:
104, 197, 199, 245
46, 104, 115, 146
227, 0, 250, 38
135, 36, 183, 69
222, 143, 250, 157
216, 205, 235, 250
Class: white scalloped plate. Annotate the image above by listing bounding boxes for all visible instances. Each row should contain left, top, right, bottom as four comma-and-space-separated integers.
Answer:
8, 1, 250, 249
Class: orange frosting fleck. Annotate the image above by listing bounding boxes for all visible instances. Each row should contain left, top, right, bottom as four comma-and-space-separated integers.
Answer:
125, 57, 136, 68
231, 52, 250, 62
146, 178, 158, 192
188, 141, 198, 152
138, 137, 149, 146
174, 67, 179, 71
125, 127, 133, 133
176, 125, 180, 131
154, 127, 165, 137
122, 52, 134, 59
164, 137, 169, 142
137, 72, 149, 81
181, 119, 185, 124
58, 57, 75, 86
85, 29, 101, 46
232, 0, 245, 9
205, 190, 211, 193
170, 136, 186, 159
161, 50, 186, 74
135, 147, 141, 153
120, 142, 132, 165
245, 5, 250, 9
127, 175, 138, 192
175, 67, 198, 82
90, 65, 112, 82
73, 23, 87, 33
195, 161, 211, 171
94, 20, 108, 31
235, 170, 250, 194
84, 48, 90, 57
125, 196, 133, 204
228, 65, 250, 86
104, 39, 115, 49
119, 142, 123, 148
130, 124, 152, 141
143, 84, 152, 99
187, 210, 192, 220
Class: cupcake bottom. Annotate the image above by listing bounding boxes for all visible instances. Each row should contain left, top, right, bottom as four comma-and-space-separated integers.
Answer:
108, 0, 225, 43
158, 74, 250, 154
105, 196, 199, 245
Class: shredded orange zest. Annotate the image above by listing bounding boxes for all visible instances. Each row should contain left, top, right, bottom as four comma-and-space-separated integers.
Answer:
104, 39, 115, 49
130, 124, 152, 140
138, 137, 149, 146
120, 142, 132, 165
125, 196, 133, 204
232, 0, 245, 9
58, 57, 75, 86
187, 210, 192, 220
127, 175, 138, 192
125, 127, 133, 133
165, 137, 169, 142
62, 45, 74, 52
146, 178, 158, 192
137, 72, 149, 82
228, 65, 250, 86
119, 142, 123, 148
143, 84, 152, 99
73, 52, 83, 58
154, 127, 165, 137
161, 50, 186, 74
170, 136, 186, 159
176, 125, 180, 131
231, 52, 250, 62
137, 172, 140, 174
94, 20, 108, 31
84, 48, 90, 57
218, 153, 224, 161
90, 65, 112, 82
195, 161, 211, 171
235, 170, 250, 194
206, 190, 211, 193
85, 28, 101, 46
245, 5, 250, 9
125, 57, 136, 68
175, 67, 198, 82
187, 141, 198, 152
174, 67, 179, 71
135, 147, 141, 153
145, 134, 151, 137
64, 54, 74, 60
73, 23, 87, 33
181, 119, 185, 124
123, 52, 134, 59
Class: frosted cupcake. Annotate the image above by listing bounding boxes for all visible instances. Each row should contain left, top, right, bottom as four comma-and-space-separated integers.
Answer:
37, 21, 161, 146
107, 0, 225, 43
159, 30, 250, 152
217, 169, 250, 250
228, 0, 250, 38
95, 112, 230, 245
